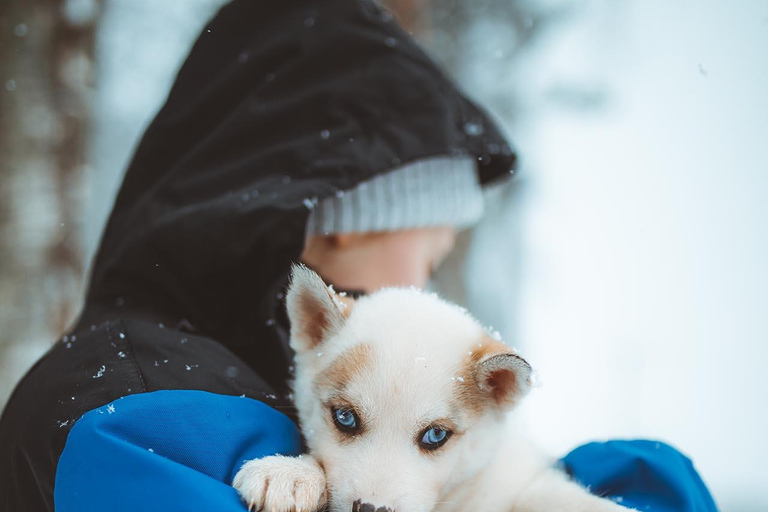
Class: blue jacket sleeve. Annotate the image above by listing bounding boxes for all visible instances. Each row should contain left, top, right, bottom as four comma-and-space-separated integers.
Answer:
54, 390, 302, 512
561, 440, 719, 512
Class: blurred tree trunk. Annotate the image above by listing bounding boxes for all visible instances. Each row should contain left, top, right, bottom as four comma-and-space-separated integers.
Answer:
0, 0, 96, 408
381, 0, 433, 34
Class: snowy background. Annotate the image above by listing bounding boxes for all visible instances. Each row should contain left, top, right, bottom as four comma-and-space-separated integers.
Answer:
1, 0, 767, 510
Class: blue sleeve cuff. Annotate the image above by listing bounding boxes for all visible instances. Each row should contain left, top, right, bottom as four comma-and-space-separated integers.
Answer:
55, 390, 302, 512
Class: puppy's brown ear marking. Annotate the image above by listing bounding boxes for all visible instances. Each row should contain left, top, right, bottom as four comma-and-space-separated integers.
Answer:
471, 338, 532, 408
286, 264, 347, 351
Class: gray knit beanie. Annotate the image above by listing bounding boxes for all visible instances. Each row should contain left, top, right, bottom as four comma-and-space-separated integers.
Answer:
306, 155, 483, 235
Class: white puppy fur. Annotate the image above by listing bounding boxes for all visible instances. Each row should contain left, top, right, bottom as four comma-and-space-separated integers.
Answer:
234, 265, 631, 512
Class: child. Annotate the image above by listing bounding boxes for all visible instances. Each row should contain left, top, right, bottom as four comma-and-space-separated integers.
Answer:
0, 1, 716, 511
0, 1, 513, 510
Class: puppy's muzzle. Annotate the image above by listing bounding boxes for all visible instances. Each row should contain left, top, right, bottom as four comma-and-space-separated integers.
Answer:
352, 499, 394, 512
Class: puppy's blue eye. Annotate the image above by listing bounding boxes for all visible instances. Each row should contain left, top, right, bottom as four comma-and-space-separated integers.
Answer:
332, 407, 359, 433
335, 409, 356, 427
420, 427, 451, 450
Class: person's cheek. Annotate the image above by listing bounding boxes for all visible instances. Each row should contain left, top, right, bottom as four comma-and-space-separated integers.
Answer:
439, 229, 457, 261
427, 228, 456, 273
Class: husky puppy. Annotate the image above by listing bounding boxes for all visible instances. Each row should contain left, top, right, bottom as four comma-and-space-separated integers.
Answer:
234, 265, 629, 512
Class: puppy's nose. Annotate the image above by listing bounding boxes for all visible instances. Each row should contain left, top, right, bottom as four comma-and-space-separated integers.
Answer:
352, 499, 394, 512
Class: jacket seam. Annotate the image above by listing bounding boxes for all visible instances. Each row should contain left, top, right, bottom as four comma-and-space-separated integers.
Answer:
110, 319, 149, 394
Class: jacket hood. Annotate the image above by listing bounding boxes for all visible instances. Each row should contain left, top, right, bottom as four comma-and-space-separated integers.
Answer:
77, 0, 517, 389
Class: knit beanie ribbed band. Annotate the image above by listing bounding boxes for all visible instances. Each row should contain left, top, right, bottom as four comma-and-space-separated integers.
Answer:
306, 155, 483, 235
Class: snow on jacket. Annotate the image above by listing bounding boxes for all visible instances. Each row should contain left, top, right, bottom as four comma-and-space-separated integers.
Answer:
0, 1, 515, 510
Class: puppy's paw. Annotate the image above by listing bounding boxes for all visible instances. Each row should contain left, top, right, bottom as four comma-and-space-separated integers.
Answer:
233, 454, 327, 512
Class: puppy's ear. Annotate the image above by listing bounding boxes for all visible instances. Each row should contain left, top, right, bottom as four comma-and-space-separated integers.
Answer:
286, 264, 349, 352
471, 338, 532, 408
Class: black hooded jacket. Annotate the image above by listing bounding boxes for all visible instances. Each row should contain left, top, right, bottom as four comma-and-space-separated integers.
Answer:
0, 1, 515, 510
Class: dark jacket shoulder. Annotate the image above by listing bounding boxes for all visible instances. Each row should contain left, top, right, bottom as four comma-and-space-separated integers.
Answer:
0, 318, 292, 511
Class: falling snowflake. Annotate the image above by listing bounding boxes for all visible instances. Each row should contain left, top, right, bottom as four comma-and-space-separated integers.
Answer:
464, 122, 484, 137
